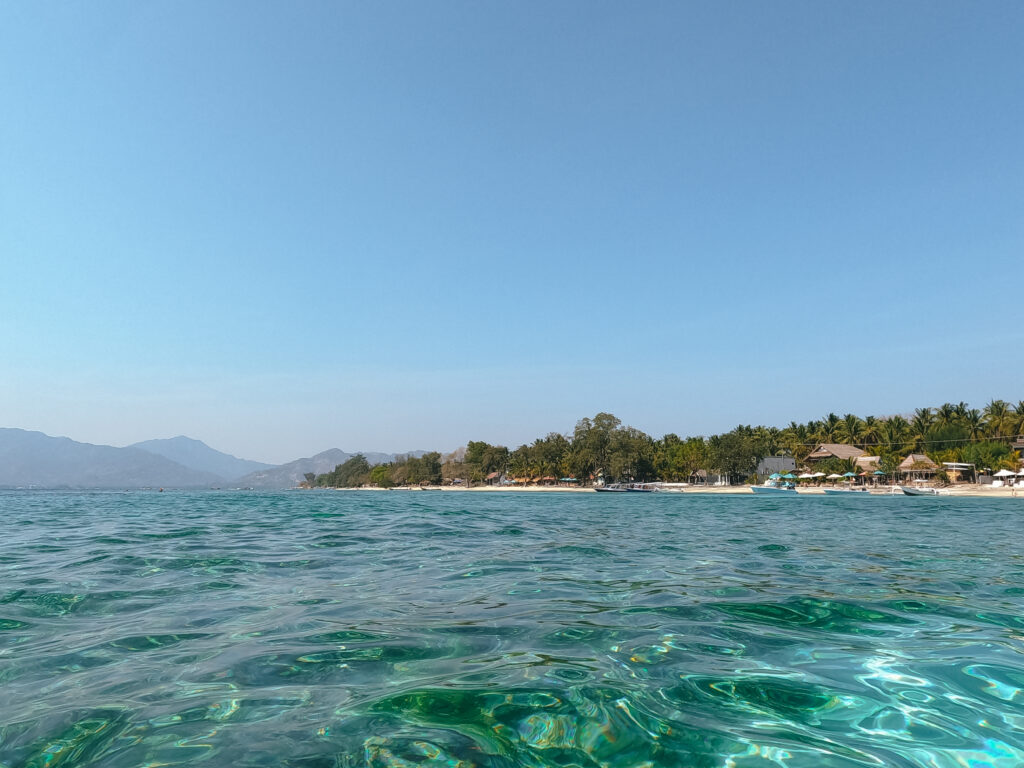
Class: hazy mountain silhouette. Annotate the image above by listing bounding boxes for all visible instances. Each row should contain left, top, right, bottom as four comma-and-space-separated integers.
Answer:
232, 449, 428, 488
129, 436, 272, 481
0, 428, 222, 488
231, 449, 354, 488
1, 428, 434, 489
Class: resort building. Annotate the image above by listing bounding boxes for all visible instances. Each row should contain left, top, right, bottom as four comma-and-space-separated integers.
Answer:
755, 456, 796, 481
899, 453, 938, 481
805, 443, 866, 463
689, 469, 730, 486
942, 462, 977, 484
854, 456, 881, 472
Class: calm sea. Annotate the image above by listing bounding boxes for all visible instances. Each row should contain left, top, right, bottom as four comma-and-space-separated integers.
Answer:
2, 490, 1023, 767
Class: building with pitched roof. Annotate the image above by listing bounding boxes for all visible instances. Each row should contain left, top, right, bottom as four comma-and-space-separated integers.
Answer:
854, 456, 881, 472
805, 443, 866, 462
899, 453, 938, 480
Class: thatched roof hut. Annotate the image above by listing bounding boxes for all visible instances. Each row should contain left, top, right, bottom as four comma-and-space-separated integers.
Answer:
855, 456, 881, 472
899, 454, 938, 479
899, 454, 937, 471
806, 443, 866, 461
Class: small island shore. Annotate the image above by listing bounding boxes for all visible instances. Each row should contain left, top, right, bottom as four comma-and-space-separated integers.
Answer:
323, 483, 1023, 498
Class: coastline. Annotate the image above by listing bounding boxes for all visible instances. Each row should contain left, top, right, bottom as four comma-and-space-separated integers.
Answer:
321, 484, 1024, 498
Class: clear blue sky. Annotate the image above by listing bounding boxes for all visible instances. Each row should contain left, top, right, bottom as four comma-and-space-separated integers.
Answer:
2, 2, 1021, 464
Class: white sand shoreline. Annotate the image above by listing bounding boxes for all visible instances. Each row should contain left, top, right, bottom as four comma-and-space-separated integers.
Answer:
314, 484, 1024, 498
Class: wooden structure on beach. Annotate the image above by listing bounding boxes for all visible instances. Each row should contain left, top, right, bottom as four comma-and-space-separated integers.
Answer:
899, 453, 938, 481
806, 443, 866, 463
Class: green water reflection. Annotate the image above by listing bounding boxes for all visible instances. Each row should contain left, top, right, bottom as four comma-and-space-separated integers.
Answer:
1, 490, 1023, 767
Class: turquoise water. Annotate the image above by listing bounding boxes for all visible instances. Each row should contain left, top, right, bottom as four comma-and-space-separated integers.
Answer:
2, 491, 1024, 767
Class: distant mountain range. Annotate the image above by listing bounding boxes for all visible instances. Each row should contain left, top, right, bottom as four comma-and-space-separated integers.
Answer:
232, 449, 427, 489
0, 428, 428, 489
129, 436, 273, 480
0, 429, 222, 488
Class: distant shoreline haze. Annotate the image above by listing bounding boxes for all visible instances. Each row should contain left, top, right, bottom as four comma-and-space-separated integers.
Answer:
4, 399, 1018, 490
0, 428, 425, 489
310, 403, 1023, 488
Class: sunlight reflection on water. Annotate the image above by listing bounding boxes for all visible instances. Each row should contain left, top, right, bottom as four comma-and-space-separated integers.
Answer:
1, 490, 1023, 767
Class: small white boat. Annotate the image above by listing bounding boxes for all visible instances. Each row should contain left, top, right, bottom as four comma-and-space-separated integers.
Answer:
899, 485, 948, 496
594, 482, 658, 493
625, 483, 657, 493
822, 488, 871, 495
750, 481, 796, 494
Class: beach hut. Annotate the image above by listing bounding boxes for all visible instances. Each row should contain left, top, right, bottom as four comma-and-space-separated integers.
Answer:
855, 456, 881, 473
806, 444, 867, 463
899, 454, 938, 482
942, 462, 977, 484
993, 468, 1016, 487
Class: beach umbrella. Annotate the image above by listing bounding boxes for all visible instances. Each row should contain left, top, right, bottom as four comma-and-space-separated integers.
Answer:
769, 473, 782, 479
842, 472, 856, 478
782, 473, 797, 479
798, 473, 813, 479
1017, 469, 1024, 476
873, 470, 886, 476
812, 472, 826, 478
827, 473, 841, 479
994, 469, 1015, 477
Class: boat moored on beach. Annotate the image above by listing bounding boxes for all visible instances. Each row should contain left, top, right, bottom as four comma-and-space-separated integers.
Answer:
625, 483, 657, 492
751, 472, 798, 494
594, 482, 669, 492
750, 481, 797, 494
899, 485, 949, 496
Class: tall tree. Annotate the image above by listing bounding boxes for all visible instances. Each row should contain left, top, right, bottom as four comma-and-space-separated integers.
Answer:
838, 414, 867, 446
983, 399, 1013, 438
935, 403, 957, 426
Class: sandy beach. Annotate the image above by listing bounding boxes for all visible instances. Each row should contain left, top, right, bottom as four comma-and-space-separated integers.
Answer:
337, 484, 1024, 498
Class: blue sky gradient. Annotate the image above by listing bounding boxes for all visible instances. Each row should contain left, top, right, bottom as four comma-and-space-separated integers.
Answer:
2, 2, 1022, 463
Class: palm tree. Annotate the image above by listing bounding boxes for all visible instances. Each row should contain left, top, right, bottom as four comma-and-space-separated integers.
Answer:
780, 422, 810, 462
754, 426, 781, 456
838, 413, 866, 446
963, 409, 985, 441
983, 399, 1012, 439
862, 416, 881, 447
1015, 401, 1024, 437
935, 403, 957, 427
911, 408, 934, 451
912, 407, 934, 432
818, 413, 842, 443
879, 416, 911, 453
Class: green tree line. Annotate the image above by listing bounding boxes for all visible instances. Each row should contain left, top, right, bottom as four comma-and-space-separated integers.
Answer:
311, 400, 1023, 487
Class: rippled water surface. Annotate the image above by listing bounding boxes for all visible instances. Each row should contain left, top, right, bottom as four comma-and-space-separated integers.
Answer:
3, 490, 1024, 767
